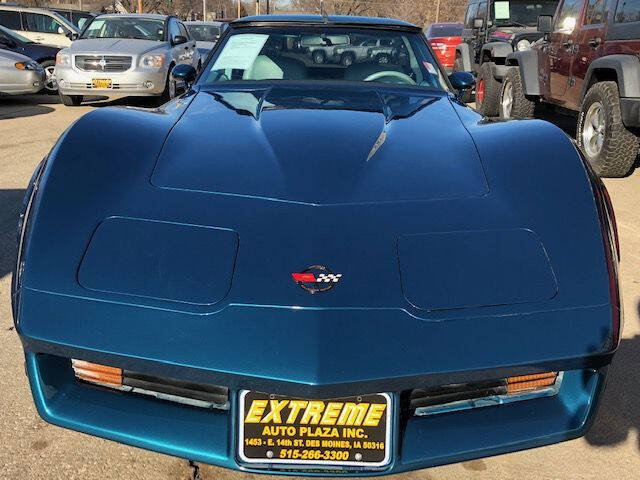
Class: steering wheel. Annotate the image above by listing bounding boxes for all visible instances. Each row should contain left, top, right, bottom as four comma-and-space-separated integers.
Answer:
363, 71, 416, 85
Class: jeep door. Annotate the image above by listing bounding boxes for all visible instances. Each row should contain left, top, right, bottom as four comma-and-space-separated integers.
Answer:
462, 1, 480, 67
572, 0, 609, 108
547, 0, 582, 100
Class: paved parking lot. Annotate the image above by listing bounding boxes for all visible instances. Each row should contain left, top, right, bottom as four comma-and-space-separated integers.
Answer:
1, 94, 639, 480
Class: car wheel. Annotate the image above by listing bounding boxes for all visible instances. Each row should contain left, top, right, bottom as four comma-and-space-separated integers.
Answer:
159, 64, 175, 104
312, 50, 325, 64
577, 81, 639, 177
475, 62, 501, 117
341, 53, 355, 67
454, 55, 472, 103
59, 92, 82, 106
500, 67, 535, 119
40, 60, 57, 94
376, 53, 391, 65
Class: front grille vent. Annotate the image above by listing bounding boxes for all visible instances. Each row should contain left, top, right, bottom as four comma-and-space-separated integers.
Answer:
75, 55, 132, 72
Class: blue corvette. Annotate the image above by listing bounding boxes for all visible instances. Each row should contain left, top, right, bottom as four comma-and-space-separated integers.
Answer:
13, 15, 621, 476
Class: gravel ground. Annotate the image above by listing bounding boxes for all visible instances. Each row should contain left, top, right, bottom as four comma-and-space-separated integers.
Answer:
0, 94, 638, 480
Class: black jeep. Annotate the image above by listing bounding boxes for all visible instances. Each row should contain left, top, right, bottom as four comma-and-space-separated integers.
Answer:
454, 0, 559, 112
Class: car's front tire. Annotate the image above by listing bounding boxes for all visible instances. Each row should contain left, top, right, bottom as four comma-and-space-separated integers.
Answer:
312, 50, 325, 64
475, 62, 500, 117
59, 92, 82, 106
577, 81, 639, 177
500, 67, 535, 119
40, 60, 57, 94
160, 64, 176, 103
341, 52, 355, 67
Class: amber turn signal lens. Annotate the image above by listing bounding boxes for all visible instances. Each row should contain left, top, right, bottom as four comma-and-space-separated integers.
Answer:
506, 372, 558, 394
71, 359, 123, 387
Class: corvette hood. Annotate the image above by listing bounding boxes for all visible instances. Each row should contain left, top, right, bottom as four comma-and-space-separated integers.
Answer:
151, 86, 489, 205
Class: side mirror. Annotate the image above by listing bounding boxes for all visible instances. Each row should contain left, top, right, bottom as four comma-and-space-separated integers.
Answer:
537, 15, 553, 34
170, 64, 197, 97
172, 35, 187, 46
473, 17, 484, 29
449, 71, 475, 92
66, 31, 78, 40
58, 26, 65, 35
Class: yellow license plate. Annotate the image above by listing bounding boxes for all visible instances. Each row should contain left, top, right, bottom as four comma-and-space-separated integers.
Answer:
238, 391, 391, 468
92, 79, 112, 89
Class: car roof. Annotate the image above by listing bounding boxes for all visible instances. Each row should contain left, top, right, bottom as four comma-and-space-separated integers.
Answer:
232, 14, 419, 30
94, 13, 170, 21
185, 21, 224, 25
0, 6, 79, 30
0, 5, 68, 14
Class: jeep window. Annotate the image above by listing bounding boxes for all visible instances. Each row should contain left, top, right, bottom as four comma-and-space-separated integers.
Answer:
0, 10, 21, 30
615, 0, 640, 23
81, 17, 165, 41
585, 0, 609, 24
554, 0, 582, 31
464, 3, 480, 27
201, 26, 447, 90
492, 1, 559, 27
477, 1, 488, 21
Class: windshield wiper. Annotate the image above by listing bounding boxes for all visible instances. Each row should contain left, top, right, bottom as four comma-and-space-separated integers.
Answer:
496, 20, 531, 28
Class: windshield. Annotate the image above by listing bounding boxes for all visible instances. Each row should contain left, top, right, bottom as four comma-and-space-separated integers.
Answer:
492, 0, 559, 27
187, 24, 221, 42
81, 17, 165, 41
426, 23, 464, 38
49, 11, 79, 33
200, 26, 447, 90
0, 24, 31, 43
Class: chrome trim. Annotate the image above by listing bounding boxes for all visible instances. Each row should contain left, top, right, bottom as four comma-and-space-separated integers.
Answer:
414, 372, 564, 416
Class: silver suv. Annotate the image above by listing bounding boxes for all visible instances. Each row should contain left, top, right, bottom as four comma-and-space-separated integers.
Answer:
55, 13, 201, 106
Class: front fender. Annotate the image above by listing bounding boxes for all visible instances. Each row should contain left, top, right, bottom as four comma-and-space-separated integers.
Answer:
455, 43, 472, 72
481, 41, 513, 62
506, 49, 541, 96
579, 54, 640, 100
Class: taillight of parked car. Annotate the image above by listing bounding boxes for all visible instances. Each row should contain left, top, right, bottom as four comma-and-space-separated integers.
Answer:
428, 36, 461, 67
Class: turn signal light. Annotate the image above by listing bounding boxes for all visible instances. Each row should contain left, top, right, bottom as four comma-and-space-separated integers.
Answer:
71, 359, 123, 388
506, 372, 558, 394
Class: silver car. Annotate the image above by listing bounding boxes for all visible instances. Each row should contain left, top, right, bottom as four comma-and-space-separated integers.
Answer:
0, 48, 45, 95
54, 14, 200, 106
184, 21, 225, 57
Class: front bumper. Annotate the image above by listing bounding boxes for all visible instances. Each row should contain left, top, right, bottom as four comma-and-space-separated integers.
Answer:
24, 346, 607, 476
0, 69, 45, 95
55, 64, 167, 97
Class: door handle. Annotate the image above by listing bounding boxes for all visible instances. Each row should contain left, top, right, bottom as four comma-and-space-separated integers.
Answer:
562, 39, 574, 49
588, 37, 602, 48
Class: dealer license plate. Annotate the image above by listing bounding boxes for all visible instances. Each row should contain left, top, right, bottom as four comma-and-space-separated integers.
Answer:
92, 78, 112, 89
238, 391, 391, 468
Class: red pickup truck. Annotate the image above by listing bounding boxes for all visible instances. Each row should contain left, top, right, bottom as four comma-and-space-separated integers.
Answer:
499, 0, 640, 177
